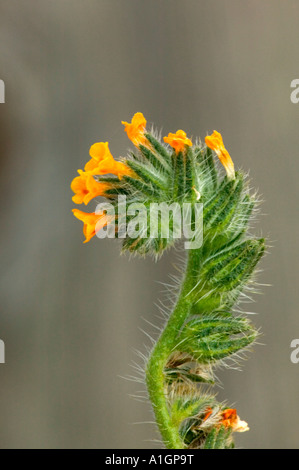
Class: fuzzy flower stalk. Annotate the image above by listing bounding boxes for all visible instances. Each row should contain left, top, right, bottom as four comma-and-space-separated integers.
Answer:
71, 113, 265, 449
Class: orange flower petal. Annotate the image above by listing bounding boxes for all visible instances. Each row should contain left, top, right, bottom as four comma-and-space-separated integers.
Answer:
84, 142, 113, 172
84, 158, 102, 173
84, 141, 133, 179
163, 130, 192, 154
71, 173, 89, 204
71, 170, 111, 205
72, 208, 113, 243
205, 130, 235, 180
122, 112, 147, 147
89, 142, 113, 161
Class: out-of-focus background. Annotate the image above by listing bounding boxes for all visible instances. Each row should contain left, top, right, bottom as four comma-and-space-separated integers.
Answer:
0, 0, 298, 449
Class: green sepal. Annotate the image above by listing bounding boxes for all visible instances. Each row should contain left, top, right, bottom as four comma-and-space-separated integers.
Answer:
209, 176, 244, 229
165, 363, 214, 385
172, 395, 217, 446
126, 160, 167, 191
203, 177, 237, 226
171, 395, 216, 425
96, 176, 121, 183
203, 174, 242, 227
139, 143, 171, 173
207, 194, 255, 253
203, 425, 233, 449
175, 316, 257, 363
203, 147, 218, 191
122, 175, 160, 198
194, 146, 218, 195
144, 133, 172, 166
202, 238, 265, 292
104, 187, 130, 196
173, 151, 185, 200
184, 147, 195, 199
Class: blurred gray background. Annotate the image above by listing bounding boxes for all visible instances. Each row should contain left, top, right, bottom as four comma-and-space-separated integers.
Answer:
0, 0, 298, 449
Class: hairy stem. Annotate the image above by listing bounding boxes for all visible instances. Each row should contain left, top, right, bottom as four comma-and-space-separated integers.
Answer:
146, 249, 201, 448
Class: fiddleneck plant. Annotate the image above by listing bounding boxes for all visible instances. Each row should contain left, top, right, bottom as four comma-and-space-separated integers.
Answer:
71, 112, 265, 449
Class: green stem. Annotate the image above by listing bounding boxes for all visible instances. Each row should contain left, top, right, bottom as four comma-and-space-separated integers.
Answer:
145, 249, 201, 448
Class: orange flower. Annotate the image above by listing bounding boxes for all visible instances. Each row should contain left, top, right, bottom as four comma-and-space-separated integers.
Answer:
221, 408, 249, 433
85, 141, 133, 179
205, 131, 235, 180
72, 209, 113, 243
71, 170, 111, 205
163, 130, 192, 154
122, 112, 148, 147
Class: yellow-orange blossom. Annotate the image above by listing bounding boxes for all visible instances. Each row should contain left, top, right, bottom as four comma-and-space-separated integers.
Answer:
72, 209, 113, 243
71, 115, 146, 242
85, 141, 133, 179
122, 112, 147, 147
71, 170, 111, 205
163, 130, 192, 154
205, 130, 235, 180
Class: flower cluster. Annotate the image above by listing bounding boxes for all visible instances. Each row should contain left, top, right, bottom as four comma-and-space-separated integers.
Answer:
71, 120, 137, 243
71, 112, 234, 246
